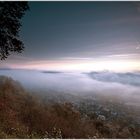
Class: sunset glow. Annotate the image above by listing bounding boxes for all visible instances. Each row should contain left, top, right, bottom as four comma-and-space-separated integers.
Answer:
6, 58, 140, 72
1, 2, 140, 73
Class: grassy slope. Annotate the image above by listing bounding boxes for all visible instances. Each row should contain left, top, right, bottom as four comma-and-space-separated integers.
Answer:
0, 76, 139, 138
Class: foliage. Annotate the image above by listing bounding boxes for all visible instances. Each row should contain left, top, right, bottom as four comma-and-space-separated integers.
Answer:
0, 2, 29, 59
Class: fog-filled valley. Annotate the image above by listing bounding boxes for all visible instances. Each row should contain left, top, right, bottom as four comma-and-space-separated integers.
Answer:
0, 69, 140, 138
2, 1, 140, 138
0, 69, 140, 106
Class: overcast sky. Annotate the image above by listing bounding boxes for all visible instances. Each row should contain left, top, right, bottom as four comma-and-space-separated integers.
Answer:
1, 2, 140, 72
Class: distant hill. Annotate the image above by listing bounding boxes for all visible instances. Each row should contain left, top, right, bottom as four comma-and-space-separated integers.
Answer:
41, 70, 63, 74
0, 68, 12, 71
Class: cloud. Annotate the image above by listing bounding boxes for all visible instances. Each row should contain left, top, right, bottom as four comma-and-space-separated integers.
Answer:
106, 53, 140, 59
87, 71, 140, 87
135, 3, 140, 13
0, 70, 140, 106
59, 57, 94, 60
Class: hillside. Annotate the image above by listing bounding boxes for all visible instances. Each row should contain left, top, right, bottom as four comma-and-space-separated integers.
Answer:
0, 76, 139, 138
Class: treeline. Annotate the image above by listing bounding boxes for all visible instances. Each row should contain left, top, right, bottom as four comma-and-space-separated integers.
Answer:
0, 76, 139, 138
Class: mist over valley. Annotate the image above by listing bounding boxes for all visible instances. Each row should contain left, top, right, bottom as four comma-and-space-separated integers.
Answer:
0, 69, 140, 106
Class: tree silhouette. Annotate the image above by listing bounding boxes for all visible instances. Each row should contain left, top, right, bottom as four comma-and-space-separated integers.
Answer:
0, 2, 29, 60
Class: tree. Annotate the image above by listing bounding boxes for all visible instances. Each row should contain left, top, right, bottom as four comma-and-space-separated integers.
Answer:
0, 2, 29, 60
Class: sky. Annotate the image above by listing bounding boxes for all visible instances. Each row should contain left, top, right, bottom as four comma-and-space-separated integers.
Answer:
1, 1, 140, 72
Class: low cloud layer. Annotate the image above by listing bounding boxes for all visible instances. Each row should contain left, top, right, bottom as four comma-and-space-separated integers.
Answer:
0, 70, 140, 106
87, 71, 140, 86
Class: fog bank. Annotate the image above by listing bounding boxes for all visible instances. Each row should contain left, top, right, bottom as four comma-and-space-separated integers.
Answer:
0, 69, 140, 106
